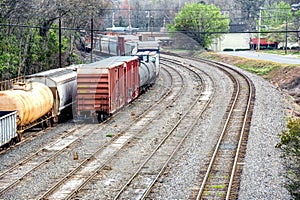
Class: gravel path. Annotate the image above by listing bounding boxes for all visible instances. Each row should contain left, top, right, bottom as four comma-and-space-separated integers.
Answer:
234, 66, 291, 199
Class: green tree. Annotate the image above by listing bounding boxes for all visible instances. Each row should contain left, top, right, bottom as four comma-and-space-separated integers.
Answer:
255, 1, 300, 47
168, 3, 230, 49
260, 2, 292, 45
0, 0, 112, 81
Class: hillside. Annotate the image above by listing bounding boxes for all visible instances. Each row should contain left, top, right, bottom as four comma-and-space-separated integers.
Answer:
196, 52, 300, 115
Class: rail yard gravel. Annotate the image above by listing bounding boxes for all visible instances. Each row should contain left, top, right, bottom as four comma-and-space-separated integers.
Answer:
0, 55, 292, 199
148, 57, 235, 199
234, 66, 291, 199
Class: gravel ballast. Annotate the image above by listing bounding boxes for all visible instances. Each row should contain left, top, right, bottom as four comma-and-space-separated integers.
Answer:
236, 69, 291, 199
0, 55, 292, 199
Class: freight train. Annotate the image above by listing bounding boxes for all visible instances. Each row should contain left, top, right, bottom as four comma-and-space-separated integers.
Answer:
0, 41, 160, 147
0, 67, 77, 147
76, 50, 159, 122
87, 34, 137, 56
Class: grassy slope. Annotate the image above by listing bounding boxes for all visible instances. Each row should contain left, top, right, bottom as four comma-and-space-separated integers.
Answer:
195, 52, 300, 86
194, 52, 300, 113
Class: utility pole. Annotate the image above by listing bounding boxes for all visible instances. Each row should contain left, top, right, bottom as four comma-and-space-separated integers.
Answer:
58, 8, 62, 68
112, 12, 115, 27
285, 11, 288, 54
147, 11, 150, 32
257, 7, 262, 51
128, 0, 131, 31
291, 3, 300, 52
90, 17, 94, 63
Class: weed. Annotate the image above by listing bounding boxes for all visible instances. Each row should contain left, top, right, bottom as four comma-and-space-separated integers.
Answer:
211, 184, 226, 189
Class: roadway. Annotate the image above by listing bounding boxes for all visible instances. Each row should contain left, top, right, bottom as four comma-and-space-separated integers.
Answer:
219, 51, 300, 64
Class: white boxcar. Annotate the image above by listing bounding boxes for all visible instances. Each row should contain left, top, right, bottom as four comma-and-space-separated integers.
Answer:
27, 68, 77, 116
0, 110, 17, 147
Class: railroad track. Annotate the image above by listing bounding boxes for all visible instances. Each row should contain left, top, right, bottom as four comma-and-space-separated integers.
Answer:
0, 124, 102, 195
37, 65, 187, 199
0, 54, 255, 199
0, 66, 173, 199
196, 60, 255, 199
168, 54, 255, 199
112, 58, 214, 199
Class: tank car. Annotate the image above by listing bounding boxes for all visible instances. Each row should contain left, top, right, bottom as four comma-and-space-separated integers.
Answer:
133, 41, 160, 77
136, 51, 157, 91
27, 67, 77, 120
0, 82, 54, 132
0, 67, 78, 147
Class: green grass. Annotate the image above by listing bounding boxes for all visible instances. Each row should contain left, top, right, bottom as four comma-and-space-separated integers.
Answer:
263, 49, 300, 57
218, 191, 225, 197
238, 65, 278, 76
211, 184, 226, 189
196, 52, 296, 79
106, 134, 113, 138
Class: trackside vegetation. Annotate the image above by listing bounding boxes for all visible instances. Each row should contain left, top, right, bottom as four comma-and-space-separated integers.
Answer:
277, 117, 300, 198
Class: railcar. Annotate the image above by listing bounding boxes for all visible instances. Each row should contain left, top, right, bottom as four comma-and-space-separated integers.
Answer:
0, 39, 160, 146
136, 51, 157, 91
91, 35, 137, 56
76, 56, 140, 122
27, 67, 77, 120
0, 67, 77, 147
134, 41, 160, 77
0, 111, 18, 147
0, 82, 54, 132
96, 35, 118, 56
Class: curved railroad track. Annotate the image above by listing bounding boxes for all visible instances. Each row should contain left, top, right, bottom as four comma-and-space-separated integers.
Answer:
36, 64, 188, 199
196, 60, 255, 199
0, 53, 255, 200
0, 66, 173, 199
162, 53, 255, 199
111, 58, 214, 199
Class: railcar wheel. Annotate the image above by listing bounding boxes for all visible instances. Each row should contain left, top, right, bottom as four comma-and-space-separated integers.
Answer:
16, 133, 22, 143
97, 112, 107, 123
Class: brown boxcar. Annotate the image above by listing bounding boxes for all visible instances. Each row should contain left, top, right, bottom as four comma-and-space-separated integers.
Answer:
103, 56, 140, 103
76, 56, 139, 122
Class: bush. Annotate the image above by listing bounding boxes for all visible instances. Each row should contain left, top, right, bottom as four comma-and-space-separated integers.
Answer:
277, 117, 300, 199
291, 46, 299, 50
223, 48, 234, 51
235, 48, 250, 51
278, 117, 300, 155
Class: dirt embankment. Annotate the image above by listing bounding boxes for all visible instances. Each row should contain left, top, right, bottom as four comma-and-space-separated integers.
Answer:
196, 52, 300, 115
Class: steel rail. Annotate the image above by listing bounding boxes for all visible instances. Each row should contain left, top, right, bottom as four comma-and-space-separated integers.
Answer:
224, 64, 255, 200
163, 53, 255, 199
38, 65, 185, 200
140, 61, 215, 199
114, 58, 212, 199
196, 65, 240, 199
0, 126, 83, 194
192, 58, 254, 199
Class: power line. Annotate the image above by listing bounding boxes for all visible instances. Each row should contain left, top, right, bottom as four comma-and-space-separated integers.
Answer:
0, 23, 299, 34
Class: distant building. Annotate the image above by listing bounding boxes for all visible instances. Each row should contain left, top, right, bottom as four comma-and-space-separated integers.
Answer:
250, 38, 278, 50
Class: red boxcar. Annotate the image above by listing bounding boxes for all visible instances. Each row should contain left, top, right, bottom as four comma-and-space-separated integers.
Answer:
76, 56, 139, 121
